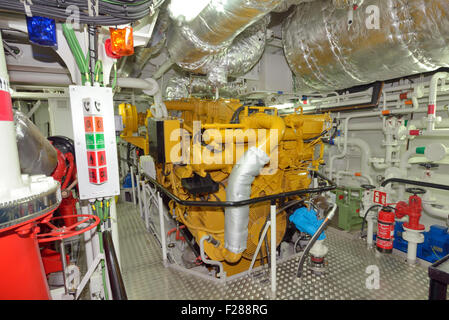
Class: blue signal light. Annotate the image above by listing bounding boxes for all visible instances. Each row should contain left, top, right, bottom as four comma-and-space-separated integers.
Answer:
26, 16, 57, 48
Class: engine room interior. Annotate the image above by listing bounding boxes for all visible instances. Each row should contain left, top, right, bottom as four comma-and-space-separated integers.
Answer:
1, 0, 449, 303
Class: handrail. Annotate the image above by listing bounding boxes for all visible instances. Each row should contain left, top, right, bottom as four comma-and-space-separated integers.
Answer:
381, 178, 449, 191
102, 230, 128, 300
141, 171, 336, 208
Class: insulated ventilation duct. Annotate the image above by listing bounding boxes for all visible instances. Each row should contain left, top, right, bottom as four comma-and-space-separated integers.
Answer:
272, 0, 314, 13
165, 76, 247, 100
166, 0, 283, 77
197, 15, 270, 87
283, 0, 449, 93
273, 0, 358, 12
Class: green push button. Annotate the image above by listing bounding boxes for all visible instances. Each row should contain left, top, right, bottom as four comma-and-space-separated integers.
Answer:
95, 133, 105, 147
85, 133, 95, 145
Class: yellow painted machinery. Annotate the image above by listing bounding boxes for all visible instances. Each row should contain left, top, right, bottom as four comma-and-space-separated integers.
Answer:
119, 98, 331, 276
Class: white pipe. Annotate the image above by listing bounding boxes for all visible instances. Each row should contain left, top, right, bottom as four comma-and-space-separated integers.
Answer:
422, 192, 449, 219
130, 166, 136, 205
248, 221, 271, 273
199, 235, 225, 279
329, 117, 351, 180
407, 242, 418, 264
81, 204, 94, 268
367, 217, 375, 248
116, 77, 168, 118
137, 174, 143, 219
8, 71, 72, 86
158, 191, 168, 266
399, 148, 419, 175
270, 203, 276, 299
348, 118, 449, 131
428, 72, 449, 131
26, 100, 42, 118
335, 170, 374, 185
332, 136, 372, 179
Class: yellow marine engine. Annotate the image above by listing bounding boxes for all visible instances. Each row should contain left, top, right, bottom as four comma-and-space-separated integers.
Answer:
119, 98, 331, 276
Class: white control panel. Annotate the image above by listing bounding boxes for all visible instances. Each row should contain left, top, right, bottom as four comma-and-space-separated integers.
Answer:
69, 85, 120, 200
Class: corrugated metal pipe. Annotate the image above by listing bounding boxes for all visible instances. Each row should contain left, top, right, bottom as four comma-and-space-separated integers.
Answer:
283, 0, 449, 93
166, 0, 283, 77
197, 15, 270, 87
165, 76, 247, 100
273, 0, 359, 12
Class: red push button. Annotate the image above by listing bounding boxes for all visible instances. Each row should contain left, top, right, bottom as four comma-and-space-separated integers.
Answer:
87, 151, 97, 167
99, 167, 108, 183
88, 168, 98, 184
97, 150, 106, 166
84, 116, 94, 133
94, 116, 104, 132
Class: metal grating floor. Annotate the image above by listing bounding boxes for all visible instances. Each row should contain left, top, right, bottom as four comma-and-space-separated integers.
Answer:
117, 202, 433, 300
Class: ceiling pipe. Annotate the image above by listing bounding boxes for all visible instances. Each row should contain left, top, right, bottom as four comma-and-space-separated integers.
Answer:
116, 77, 168, 118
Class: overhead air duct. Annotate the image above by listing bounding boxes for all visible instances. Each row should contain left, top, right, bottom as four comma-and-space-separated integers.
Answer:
166, 0, 283, 78
165, 76, 247, 100
283, 0, 449, 93
197, 15, 270, 87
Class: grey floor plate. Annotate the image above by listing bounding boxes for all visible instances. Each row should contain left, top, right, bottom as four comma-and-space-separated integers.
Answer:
117, 202, 433, 300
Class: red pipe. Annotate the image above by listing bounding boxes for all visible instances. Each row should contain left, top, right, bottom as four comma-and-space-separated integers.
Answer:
62, 153, 75, 190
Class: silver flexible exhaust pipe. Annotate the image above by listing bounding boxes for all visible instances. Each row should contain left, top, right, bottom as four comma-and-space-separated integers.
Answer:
225, 146, 270, 254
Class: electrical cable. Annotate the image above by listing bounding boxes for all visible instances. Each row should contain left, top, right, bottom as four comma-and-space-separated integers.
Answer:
303, 130, 328, 143
360, 204, 381, 239
0, 0, 160, 26
229, 106, 246, 124
294, 233, 310, 253
62, 23, 90, 83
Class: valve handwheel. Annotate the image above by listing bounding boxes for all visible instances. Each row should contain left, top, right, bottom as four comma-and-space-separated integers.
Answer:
361, 184, 376, 190
405, 187, 426, 196
37, 214, 100, 243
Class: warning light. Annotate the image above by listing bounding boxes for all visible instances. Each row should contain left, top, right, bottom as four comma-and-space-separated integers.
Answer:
26, 16, 57, 48
109, 27, 134, 57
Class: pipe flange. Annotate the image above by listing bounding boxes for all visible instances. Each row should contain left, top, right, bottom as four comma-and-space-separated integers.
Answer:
402, 227, 425, 244
0, 176, 61, 231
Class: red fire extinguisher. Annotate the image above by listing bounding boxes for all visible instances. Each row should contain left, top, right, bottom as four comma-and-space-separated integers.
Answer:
376, 207, 395, 253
